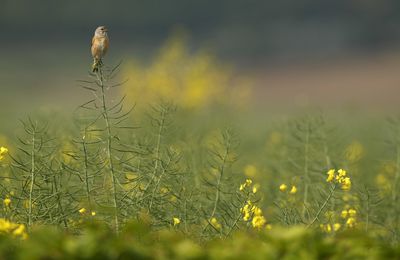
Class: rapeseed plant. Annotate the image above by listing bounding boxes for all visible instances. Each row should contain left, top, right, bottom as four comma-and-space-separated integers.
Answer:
123, 32, 251, 110
0, 219, 27, 239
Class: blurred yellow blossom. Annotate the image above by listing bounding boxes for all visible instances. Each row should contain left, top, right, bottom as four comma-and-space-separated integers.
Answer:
123, 32, 251, 110
244, 165, 258, 178
346, 217, 356, 228
0, 146, 8, 161
348, 209, 356, 217
79, 208, 86, 214
252, 184, 259, 194
345, 141, 364, 163
279, 184, 287, 192
210, 217, 221, 230
173, 217, 180, 226
333, 223, 341, 231
289, 186, 297, 194
376, 174, 391, 192
0, 219, 27, 239
3, 198, 11, 207
252, 215, 266, 229
91, 211, 96, 216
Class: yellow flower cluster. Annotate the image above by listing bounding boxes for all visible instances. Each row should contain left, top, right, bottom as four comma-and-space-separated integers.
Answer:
173, 217, 180, 226
345, 141, 364, 163
3, 197, 11, 207
0, 218, 28, 239
0, 146, 8, 161
239, 179, 259, 194
240, 201, 268, 229
279, 184, 297, 194
326, 169, 351, 190
78, 208, 96, 216
341, 208, 357, 228
210, 217, 221, 230
320, 223, 341, 233
123, 33, 251, 110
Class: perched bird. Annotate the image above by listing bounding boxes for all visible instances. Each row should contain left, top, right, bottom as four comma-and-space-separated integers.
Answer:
91, 26, 109, 72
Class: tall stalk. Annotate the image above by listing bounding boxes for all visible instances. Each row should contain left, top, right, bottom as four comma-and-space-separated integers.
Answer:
96, 68, 119, 234
28, 129, 35, 229
302, 122, 310, 218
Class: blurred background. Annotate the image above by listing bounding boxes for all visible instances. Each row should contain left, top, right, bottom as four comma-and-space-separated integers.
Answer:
1, 0, 400, 119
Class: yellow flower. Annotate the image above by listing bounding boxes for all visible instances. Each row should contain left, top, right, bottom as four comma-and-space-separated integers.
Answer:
326, 224, 332, 233
253, 206, 263, 216
173, 217, 180, 226
333, 223, 341, 231
241, 204, 251, 221
3, 198, 11, 207
289, 186, 297, 194
341, 210, 348, 219
210, 217, 221, 230
0, 219, 27, 239
252, 215, 266, 229
348, 209, 356, 217
245, 179, 253, 186
346, 217, 356, 228
252, 186, 258, 194
326, 169, 335, 182
239, 179, 255, 192
12, 224, 25, 236
0, 146, 8, 161
0, 147, 8, 155
91, 211, 96, 216
265, 224, 272, 230
338, 169, 347, 177
78, 208, 86, 214
279, 184, 287, 192
341, 177, 351, 191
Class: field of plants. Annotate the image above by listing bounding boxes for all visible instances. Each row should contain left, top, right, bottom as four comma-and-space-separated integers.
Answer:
1, 36, 400, 259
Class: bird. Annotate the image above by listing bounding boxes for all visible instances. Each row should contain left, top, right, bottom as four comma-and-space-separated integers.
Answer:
91, 26, 109, 72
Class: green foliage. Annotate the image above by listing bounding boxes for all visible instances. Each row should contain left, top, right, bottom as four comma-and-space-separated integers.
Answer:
1, 60, 400, 257
0, 222, 398, 259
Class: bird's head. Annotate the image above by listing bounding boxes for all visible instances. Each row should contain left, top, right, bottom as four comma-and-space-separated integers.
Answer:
94, 26, 108, 37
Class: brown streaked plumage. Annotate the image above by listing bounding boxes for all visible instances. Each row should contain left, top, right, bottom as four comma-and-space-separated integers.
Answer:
91, 26, 109, 72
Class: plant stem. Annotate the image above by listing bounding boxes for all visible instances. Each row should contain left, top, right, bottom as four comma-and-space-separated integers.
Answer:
82, 133, 92, 210
302, 122, 310, 218
28, 129, 35, 229
307, 184, 336, 228
97, 68, 119, 234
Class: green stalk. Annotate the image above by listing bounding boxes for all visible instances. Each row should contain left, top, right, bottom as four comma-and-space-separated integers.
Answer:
28, 130, 35, 229
307, 184, 336, 228
97, 68, 119, 234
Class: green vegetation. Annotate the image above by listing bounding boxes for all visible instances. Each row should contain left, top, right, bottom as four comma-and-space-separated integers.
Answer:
0, 39, 400, 258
